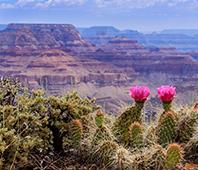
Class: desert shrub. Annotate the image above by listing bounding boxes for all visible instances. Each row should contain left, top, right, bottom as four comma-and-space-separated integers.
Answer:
0, 79, 50, 169
0, 79, 99, 168
0, 77, 21, 106
46, 92, 98, 152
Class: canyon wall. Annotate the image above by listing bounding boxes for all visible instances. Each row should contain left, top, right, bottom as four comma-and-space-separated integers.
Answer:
0, 24, 197, 113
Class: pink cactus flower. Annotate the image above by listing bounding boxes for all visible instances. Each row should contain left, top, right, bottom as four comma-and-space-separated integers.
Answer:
157, 86, 176, 102
129, 86, 150, 102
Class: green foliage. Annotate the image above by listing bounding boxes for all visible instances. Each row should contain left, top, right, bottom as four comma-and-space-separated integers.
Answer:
0, 87, 49, 169
0, 78, 21, 106
157, 111, 177, 147
0, 79, 98, 168
129, 122, 144, 148
46, 92, 98, 152
165, 143, 183, 170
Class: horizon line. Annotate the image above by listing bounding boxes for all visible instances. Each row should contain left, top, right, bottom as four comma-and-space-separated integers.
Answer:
1, 23, 198, 33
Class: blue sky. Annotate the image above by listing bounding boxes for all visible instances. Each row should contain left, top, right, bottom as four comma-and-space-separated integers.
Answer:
1, 0, 198, 31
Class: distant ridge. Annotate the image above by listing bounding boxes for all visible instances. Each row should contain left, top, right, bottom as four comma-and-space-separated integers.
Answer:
160, 29, 198, 36
0, 24, 7, 31
78, 26, 198, 52
78, 26, 120, 37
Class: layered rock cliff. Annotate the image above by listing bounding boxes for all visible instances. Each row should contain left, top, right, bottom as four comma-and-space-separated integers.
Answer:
0, 24, 198, 113
0, 23, 95, 55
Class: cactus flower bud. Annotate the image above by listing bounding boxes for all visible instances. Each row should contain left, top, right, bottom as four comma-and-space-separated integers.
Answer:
129, 86, 150, 102
157, 86, 176, 103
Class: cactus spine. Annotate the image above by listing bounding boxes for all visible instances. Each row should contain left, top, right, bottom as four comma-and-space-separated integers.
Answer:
129, 122, 144, 148
157, 111, 177, 147
165, 143, 183, 170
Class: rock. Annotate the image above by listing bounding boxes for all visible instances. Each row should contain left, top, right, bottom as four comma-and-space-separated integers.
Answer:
0, 24, 198, 113
0, 23, 95, 55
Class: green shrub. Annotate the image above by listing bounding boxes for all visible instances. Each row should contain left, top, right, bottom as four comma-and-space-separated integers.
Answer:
46, 92, 98, 152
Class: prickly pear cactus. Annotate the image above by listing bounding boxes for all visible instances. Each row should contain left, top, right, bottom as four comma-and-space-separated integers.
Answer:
129, 122, 144, 148
113, 102, 144, 144
157, 111, 177, 147
165, 143, 183, 170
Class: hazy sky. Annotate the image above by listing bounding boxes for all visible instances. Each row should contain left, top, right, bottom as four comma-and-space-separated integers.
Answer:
1, 0, 198, 31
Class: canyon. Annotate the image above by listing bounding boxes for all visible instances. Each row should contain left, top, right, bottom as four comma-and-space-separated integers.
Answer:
0, 24, 198, 113
78, 26, 198, 52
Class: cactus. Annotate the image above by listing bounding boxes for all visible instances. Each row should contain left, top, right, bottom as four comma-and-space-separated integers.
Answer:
95, 110, 105, 128
176, 111, 197, 143
184, 135, 198, 164
145, 124, 158, 145
162, 102, 172, 112
113, 102, 144, 144
165, 143, 183, 170
68, 119, 83, 148
129, 122, 144, 148
91, 126, 112, 145
142, 145, 166, 170
113, 146, 133, 170
91, 111, 112, 145
91, 140, 118, 167
157, 111, 177, 147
